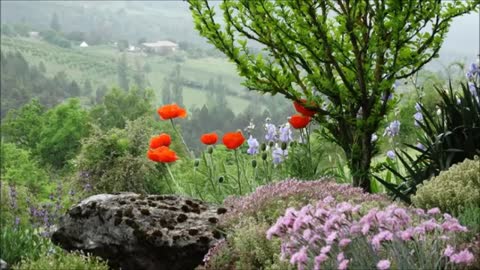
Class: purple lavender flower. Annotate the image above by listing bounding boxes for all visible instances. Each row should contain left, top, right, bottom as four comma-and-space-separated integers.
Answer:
414, 112, 423, 127
49, 193, 54, 201
272, 144, 288, 165
371, 133, 378, 143
415, 102, 422, 111
68, 189, 75, 197
247, 135, 259, 155
265, 122, 277, 142
9, 185, 17, 209
466, 63, 479, 80
279, 124, 293, 143
386, 150, 396, 160
84, 183, 92, 191
14, 216, 20, 227
383, 120, 401, 137
416, 142, 426, 151
468, 82, 477, 97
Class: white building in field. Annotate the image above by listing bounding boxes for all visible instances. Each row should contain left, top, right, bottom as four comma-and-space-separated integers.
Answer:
79, 41, 89, 48
141, 40, 178, 55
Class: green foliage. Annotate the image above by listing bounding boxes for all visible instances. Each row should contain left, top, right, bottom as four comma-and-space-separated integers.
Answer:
1, 99, 46, 149
458, 205, 480, 237
0, 144, 50, 196
90, 87, 154, 130
0, 225, 53, 266
412, 157, 480, 215
74, 116, 175, 194
189, 0, 478, 191
204, 221, 291, 270
0, 182, 36, 228
13, 251, 109, 270
37, 99, 91, 168
376, 81, 480, 202
117, 54, 130, 90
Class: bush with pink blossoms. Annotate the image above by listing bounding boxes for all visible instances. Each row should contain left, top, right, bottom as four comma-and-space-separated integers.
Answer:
267, 197, 477, 270
222, 178, 391, 227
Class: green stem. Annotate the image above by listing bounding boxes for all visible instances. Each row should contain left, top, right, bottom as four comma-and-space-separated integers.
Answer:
206, 152, 217, 194
170, 119, 194, 159
165, 163, 181, 193
234, 149, 242, 194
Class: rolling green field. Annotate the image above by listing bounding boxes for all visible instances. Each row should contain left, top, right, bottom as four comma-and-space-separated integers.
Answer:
1, 36, 251, 113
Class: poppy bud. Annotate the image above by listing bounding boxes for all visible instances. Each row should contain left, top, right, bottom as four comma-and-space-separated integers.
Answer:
261, 152, 268, 161
251, 159, 257, 168
218, 176, 224, 183
268, 141, 274, 148
281, 142, 288, 150
289, 142, 295, 148
194, 159, 200, 167
207, 146, 214, 154
260, 143, 267, 151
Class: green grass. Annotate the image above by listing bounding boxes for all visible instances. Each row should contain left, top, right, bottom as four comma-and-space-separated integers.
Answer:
1, 36, 252, 113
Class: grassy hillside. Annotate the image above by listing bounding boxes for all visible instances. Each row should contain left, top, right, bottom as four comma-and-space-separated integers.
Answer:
1, 36, 251, 112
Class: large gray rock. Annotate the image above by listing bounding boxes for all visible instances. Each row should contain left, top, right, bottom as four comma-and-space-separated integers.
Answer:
52, 193, 227, 270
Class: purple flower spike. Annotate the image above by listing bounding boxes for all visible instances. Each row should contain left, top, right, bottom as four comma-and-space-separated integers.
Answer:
386, 150, 396, 160
279, 124, 293, 143
265, 123, 277, 142
247, 135, 259, 155
272, 144, 288, 165
414, 112, 423, 126
383, 120, 401, 137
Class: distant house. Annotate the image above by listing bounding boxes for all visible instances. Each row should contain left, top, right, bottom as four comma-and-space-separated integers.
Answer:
28, 31, 39, 38
141, 41, 178, 55
79, 41, 89, 48
128, 45, 137, 52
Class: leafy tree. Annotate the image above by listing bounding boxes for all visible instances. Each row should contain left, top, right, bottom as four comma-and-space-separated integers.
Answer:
117, 54, 130, 90
36, 99, 91, 168
67, 80, 81, 97
1, 99, 46, 150
50, 12, 61, 32
189, 0, 478, 191
117, 39, 129, 52
170, 64, 184, 106
95, 85, 108, 104
90, 87, 153, 130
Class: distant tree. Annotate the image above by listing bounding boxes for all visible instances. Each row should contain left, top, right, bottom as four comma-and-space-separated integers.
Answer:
38, 61, 46, 73
162, 79, 172, 104
1, 24, 13, 36
189, 0, 478, 192
170, 65, 184, 106
117, 39, 129, 52
143, 63, 152, 74
67, 80, 81, 97
50, 12, 61, 32
83, 79, 93, 95
65, 31, 86, 42
37, 99, 91, 168
90, 88, 153, 130
137, 37, 147, 45
133, 58, 147, 90
95, 85, 108, 104
117, 54, 129, 90
1, 99, 46, 150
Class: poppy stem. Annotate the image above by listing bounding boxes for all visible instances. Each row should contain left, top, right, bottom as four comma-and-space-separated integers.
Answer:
170, 119, 194, 159
165, 164, 181, 193
234, 149, 242, 195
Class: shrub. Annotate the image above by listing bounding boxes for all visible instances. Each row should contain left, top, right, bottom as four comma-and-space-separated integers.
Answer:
267, 197, 477, 270
0, 143, 50, 197
74, 116, 182, 194
376, 80, 480, 202
0, 182, 37, 228
203, 180, 391, 269
412, 157, 480, 215
12, 251, 109, 270
0, 225, 52, 266
222, 179, 391, 227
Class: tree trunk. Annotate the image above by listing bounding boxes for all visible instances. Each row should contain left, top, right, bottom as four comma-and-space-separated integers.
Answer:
348, 133, 373, 193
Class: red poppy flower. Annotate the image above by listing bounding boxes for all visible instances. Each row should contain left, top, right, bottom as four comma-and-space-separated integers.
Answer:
147, 146, 178, 163
293, 99, 317, 117
157, 103, 187, 120
150, 133, 171, 149
200, 132, 218, 145
222, 131, 245, 150
289, 114, 311, 129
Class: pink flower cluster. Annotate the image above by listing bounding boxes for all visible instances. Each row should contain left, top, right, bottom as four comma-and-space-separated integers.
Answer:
267, 197, 474, 270
444, 245, 475, 265
222, 179, 389, 226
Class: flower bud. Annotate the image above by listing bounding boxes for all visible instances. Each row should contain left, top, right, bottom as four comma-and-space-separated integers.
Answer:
194, 159, 200, 167
218, 176, 224, 183
281, 142, 288, 150
251, 159, 257, 168
261, 152, 268, 161
260, 143, 267, 152
289, 141, 295, 148
207, 146, 214, 154
268, 141, 274, 148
